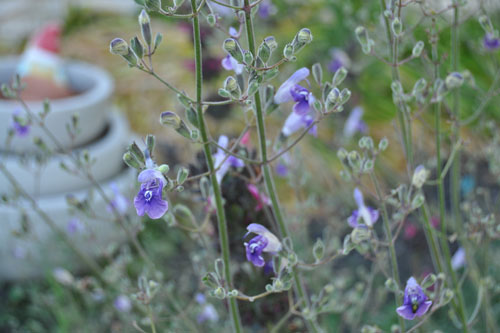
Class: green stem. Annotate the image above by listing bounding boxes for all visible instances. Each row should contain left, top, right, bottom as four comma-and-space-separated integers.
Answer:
370, 172, 404, 331
189, 1, 242, 331
242, 2, 318, 331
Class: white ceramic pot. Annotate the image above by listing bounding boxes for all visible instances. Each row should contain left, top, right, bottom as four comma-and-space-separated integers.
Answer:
0, 166, 138, 281
0, 111, 130, 196
0, 56, 113, 153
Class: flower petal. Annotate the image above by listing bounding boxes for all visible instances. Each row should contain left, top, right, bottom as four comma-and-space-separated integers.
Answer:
138, 169, 163, 183
274, 68, 310, 104
397, 305, 417, 320
415, 300, 432, 317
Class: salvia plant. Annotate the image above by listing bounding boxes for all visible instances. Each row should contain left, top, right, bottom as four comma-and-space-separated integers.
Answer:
2, 0, 500, 332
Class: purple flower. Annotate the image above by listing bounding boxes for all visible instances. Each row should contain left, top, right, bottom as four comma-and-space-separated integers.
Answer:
451, 247, 466, 270
114, 295, 132, 313
221, 55, 244, 75
195, 293, 219, 323
396, 277, 432, 320
107, 182, 129, 215
229, 27, 238, 38
244, 223, 281, 267
282, 111, 317, 137
274, 68, 310, 106
258, 0, 277, 19
348, 188, 379, 228
66, 218, 85, 234
275, 153, 292, 177
11, 109, 30, 137
213, 135, 245, 184
343, 107, 367, 138
134, 177, 168, 220
484, 33, 500, 51
328, 48, 351, 73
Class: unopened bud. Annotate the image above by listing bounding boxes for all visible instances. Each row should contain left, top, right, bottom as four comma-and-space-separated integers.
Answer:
412, 165, 429, 188
412, 41, 424, 57
243, 50, 254, 65
109, 38, 129, 56
332, 67, 348, 86
391, 18, 403, 36
224, 76, 238, 92
223, 38, 243, 63
283, 43, 294, 60
160, 111, 181, 128
139, 9, 152, 46
123, 152, 142, 169
445, 72, 464, 89
297, 28, 313, 44
264, 36, 278, 51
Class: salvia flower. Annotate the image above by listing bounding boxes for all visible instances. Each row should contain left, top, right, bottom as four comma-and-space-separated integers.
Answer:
221, 55, 244, 75
11, 109, 30, 137
281, 111, 317, 137
343, 106, 367, 138
274, 68, 313, 114
134, 157, 168, 219
451, 247, 466, 270
328, 48, 351, 73
247, 184, 271, 211
66, 218, 85, 235
195, 293, 219, 323
483, 33, 500, 51
348, 188, 379, 228
396, 277, 432, 320
114, 295, 132, 313
107, 182, 129, 215
213, 135, 245, 184
244, 223, 281, 267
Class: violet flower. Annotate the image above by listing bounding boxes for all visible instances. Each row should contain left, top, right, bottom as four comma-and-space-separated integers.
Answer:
247, 184, 271, 211
396, 277, 432, 320
11, 109, 30, 137
66, 218, 85, 235
244, 223, 281, 267
229, 27, 238, 38
348, 188, 379, 228
134, 159, 168, 219
274, 68, 314, 115
195, 293, 219, 323
107, 182, 129, 215
328, 48, 351, 73
114, 295, 132, 313
258, 0, 277, 19
221, 55, 244, 75
343, 107, 367, 138
281, 110, 317, 137
484, 33, 500, 51
451, 247, 466, 270
213, 135, 245, 184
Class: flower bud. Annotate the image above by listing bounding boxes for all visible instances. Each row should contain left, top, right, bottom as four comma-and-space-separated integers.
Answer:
130, 36, 144, 59
479, 15, 493, 34
297, 28, 313, 44
214, 287, 226, 299
264, 36, 278, 51
224, 76, 238, 92
283, 43, 294, 59
218, 88, 231, 98
243, 50, 254, 65
313, 239, 325, 262
258, 42, 271, 63
339, 88, 351, 105
139, 9, 152, 46
412, 41, 424, 57
391, 18, 403, 36
109, 38, 129, 56
223, 38, 243, 63
445, 72, 464, 89
355, 26, 373, 54
378, 137, 388, 151
160, 111, 181, 128
412, 165, 429, 188
123, 152, 142, 169
146, 134, 155, 154
312, 63, 323, 85
412, 78, 427, 96
158, 164, 169, 174
411, 194, 425, 210
206, 13, 216, 27
247, 79, 259, 96
332, 66, 348, 86
176, 167, 189, 185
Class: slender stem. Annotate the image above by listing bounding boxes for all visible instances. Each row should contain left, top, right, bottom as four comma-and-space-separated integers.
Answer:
148, 305, 157, 333
189, 1, 242, 331
242, 2, 318, 331
370, 172, 404, 331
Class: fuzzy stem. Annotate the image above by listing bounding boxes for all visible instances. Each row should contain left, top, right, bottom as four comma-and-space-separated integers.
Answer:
190, 1, 242, 331
242, 1, 318, 331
